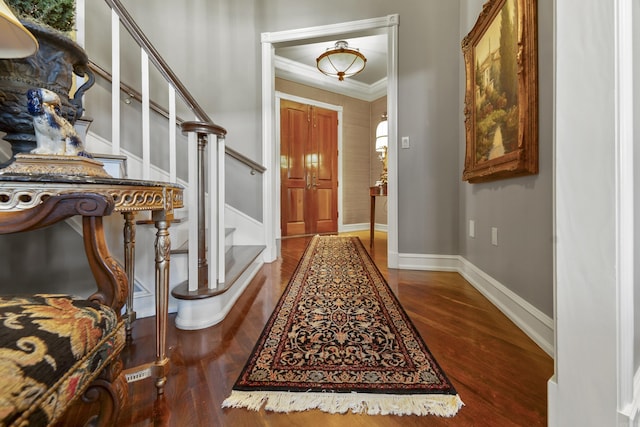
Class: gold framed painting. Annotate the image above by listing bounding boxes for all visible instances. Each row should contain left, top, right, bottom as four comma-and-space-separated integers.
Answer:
462, 0, 538, 183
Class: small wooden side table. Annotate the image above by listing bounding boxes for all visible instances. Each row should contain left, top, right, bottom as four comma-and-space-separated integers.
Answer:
0, 174, 183, 395
370, 185, 387, 247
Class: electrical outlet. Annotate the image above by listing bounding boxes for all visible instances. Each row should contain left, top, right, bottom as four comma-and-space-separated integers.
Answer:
401, 136, 410, 149
469, 220, 475, 238
491, 227, 498, 246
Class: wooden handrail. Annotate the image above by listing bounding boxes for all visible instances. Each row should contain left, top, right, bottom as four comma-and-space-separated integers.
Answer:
90, 61, 180, 123
89, 35, 267, 174
225, 148, 266, 175
181, 121, 228, 140
104, 0, 213, 125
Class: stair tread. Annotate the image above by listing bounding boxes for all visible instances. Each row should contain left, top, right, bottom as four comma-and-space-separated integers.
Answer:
225, 245, 264, 286
171, 245, 265, 300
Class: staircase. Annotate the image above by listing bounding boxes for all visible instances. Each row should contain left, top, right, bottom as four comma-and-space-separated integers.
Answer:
79, 0, 268, 329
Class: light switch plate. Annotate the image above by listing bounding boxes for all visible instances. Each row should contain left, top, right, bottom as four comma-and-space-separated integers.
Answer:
491, 227, 498, 246
401, 136, 410, 149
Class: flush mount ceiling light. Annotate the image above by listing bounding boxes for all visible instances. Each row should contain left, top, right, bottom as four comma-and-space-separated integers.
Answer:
316, 40, 366, 81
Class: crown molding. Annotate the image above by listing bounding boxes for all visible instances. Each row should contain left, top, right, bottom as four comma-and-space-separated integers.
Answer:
274, 55, 386, 102
262, 14, 398, 45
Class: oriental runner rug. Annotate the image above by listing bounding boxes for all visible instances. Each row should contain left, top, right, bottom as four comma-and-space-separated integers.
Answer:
222, 235, 463, 417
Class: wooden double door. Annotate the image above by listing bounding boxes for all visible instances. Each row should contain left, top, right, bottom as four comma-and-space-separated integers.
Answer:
280, 99, 338, 237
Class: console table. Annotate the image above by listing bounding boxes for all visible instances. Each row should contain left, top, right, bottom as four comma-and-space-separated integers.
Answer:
370, 185, 387, 248
0, 174, 183, 395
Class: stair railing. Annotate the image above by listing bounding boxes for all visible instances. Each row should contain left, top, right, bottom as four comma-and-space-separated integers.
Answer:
88, 61, 266, 176
100, 0, 263, 305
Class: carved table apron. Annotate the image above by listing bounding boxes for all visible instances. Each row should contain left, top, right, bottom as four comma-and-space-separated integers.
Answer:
0, 175, 184, 395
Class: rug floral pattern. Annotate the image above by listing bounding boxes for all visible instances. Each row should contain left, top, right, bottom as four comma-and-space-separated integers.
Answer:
224, 236, 463, 416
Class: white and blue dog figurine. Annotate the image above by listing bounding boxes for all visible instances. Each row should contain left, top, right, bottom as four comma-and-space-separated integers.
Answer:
27, 88, 91, 158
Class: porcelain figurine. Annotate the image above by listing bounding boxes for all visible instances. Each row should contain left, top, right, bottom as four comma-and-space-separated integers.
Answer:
27, 88, 91, 158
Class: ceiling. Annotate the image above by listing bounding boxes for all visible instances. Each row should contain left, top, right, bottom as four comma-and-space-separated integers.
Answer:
274, 34, 388, 102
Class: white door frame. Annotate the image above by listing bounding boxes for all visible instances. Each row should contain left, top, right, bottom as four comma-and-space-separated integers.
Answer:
261, 15, 400, 267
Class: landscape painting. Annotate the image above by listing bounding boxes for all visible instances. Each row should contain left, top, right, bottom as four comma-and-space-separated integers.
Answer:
462, 0, 538, 183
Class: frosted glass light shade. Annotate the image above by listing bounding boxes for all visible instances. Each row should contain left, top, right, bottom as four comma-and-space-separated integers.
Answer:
316, 40, 366, 81
375, 116, 388, 152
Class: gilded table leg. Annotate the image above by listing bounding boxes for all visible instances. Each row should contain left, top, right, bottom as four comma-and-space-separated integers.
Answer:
123, 212, 137, 340
152, 211, 171, 395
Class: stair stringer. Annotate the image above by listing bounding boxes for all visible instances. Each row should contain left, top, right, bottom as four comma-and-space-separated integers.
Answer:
225, 204, 265, 246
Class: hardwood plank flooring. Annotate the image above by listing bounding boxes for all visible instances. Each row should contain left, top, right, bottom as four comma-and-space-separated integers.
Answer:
118, 231, 553, 426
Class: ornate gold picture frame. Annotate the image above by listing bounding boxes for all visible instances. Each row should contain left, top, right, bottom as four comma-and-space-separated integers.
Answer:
462, 0, 538, 183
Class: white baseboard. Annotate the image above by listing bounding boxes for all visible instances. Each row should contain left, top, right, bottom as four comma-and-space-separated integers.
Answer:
628, 367, 640, 425
375, 223, 388, 232
396, 252, 554, 357
339, 223, 388, 233
547, 375, 558, 427
398, 252, 460, 272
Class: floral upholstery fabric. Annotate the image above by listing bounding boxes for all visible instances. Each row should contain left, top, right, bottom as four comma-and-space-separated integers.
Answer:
0, 294, 125, 427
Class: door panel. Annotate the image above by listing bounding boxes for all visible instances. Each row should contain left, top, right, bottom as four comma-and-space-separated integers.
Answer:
283, 107, 307, 181
316, 108, 336, 182
281, 99, 338, 237
285, 187, 306, 236
312, 107, 338, 234
315, 188, 334, 233
280, 100, 309, 236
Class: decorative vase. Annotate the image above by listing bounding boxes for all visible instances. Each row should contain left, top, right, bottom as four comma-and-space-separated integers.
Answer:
0, 20, 94, 161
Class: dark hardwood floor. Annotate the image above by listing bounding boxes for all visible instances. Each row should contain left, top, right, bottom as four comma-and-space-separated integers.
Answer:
117, 231, 553, 426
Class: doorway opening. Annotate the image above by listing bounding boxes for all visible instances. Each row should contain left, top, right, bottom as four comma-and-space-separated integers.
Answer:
261, 15, 399, 267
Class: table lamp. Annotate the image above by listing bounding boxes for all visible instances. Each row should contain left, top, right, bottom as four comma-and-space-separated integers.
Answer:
0, 0, 38, 58
375, 113, 388, 185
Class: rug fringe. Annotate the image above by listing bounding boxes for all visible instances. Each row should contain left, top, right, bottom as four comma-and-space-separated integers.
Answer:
222, 391, 464, 417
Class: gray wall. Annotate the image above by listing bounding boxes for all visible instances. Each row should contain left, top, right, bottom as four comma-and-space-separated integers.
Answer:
84, 0, 264, 220
102, 0, 462, 255
260, 0, 462, 254
1, 1, 554, 328
87, 0, 551, 318
87, 0, 263, 161
0, 222, 96, 296
458, 0, 554, 318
